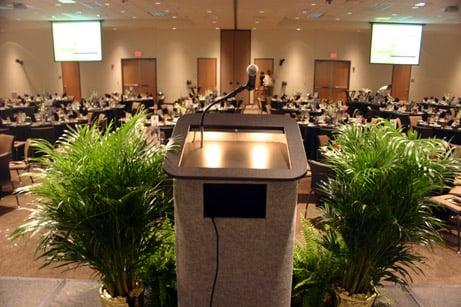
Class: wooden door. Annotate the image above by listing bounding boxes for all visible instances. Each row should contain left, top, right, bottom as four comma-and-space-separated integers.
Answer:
391, 65, 412, 101
61, 62, 81, 101
220, 30, 235, 95
314, 60, 350, 101
233, 30, 251, 105
220, 30, 251, 105
331, 61, 350, 101
122, 58, 157, 99
197, 58, 217, 95
254, 58, 274, 103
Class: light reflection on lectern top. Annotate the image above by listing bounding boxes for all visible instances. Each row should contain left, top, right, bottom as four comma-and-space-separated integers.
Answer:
179, 130, 291, 170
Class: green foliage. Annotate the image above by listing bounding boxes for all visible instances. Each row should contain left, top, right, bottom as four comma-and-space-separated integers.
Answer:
139, 219, 177, 307
11, 113, 175, 299
320, 121, 460, 295
292, 219, 344, 307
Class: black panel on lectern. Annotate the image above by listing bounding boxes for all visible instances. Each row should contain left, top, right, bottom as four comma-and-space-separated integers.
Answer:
203, 183, 266, 218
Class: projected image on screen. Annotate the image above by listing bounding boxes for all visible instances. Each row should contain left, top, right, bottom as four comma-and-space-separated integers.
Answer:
52, 21, 102, 61
370, 23, 423, 65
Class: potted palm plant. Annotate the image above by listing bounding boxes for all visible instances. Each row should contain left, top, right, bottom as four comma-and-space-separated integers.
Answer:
11, 113, 174, 307
319, 122, 459, 306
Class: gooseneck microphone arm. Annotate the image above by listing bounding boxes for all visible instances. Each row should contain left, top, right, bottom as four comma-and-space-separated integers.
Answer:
199, 64, 258, 148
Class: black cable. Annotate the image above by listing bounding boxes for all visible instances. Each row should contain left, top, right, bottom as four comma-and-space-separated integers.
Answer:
209, 217, 219, 307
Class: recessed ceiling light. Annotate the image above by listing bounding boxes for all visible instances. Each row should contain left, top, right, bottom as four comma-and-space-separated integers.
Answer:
113, 27, 117, 31
120, 10, 125, 13
302, 10, 308, 14
96, 14, 100, 17
165, 9, 169, 13
155, 1, 161, 4
252, 27, 256, 30
172, 27, 176, 30
414, 2, 426, 7
296, 27, 301, 31
335, 17, 341, 21
347, 12, 352, 15
295, 16, 300, 20
311, 3, 317, 6
412, 6, 419, 9
212, 20, 217, 23
255, 20, 260, 24
172, 15, 177, 19
55, 3, 62, 7
259, 10, 265, 14
105, 2, 110, 6
132, 16, 137, 19
58, 0, 76, 3
207, 10, 212, 14
215, 27, 220, 30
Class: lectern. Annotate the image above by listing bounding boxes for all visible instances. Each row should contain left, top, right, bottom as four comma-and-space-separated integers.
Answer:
164, 113, 308, 307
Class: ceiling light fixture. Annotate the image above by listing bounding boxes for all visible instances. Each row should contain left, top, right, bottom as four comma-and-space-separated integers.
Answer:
215, 27, 220, 30
207, 10, 212, 13
120, 10, 125, 13
155, 1, 161, 4
132, 16, 137, 19
255, 20, 260, 23
172, 15, 177, 19
58, 0, 76, 3
105, 2, 110, 6
312, 3, 317, 6
414, 2, 426, 7
347, 12, 352, 15
259, 10, 265, 13
296, 27, 301, 31
252, 27, 256, 30
172, 27, 176, 30
335, 17, 341, 21
295, 16, 300, 20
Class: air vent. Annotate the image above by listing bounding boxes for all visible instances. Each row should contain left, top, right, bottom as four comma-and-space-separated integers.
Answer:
148, 11, 167, 17
80, 2, 103, 9
13, 2, 27, 9
306, 12, 324, 19
445, 5, 459, 12
368, 3, 392, 11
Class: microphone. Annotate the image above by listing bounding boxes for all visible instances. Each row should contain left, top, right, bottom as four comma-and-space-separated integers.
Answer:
245, 64, 259, 90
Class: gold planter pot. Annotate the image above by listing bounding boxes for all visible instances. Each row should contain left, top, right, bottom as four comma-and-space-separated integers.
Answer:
99, 285, 144, 307
335, 288, 377, 307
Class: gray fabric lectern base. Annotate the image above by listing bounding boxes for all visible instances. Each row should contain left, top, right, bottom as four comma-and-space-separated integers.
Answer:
174, 179, 297, 307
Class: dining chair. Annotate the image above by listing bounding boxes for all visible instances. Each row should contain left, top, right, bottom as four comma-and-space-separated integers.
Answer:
409, 115, 423, 128
0, 134, 14, 155
0, 152, 19, 207
9, 139, 33, 184
304, 159, 335, 218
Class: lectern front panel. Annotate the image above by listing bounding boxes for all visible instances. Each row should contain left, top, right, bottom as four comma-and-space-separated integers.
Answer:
203, 183, 266, 218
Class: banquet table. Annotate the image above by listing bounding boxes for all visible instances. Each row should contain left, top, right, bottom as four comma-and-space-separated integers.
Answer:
298, 123, 337, 160
417, 102, 461, 110
88, 106, 125, 125
123, 98, 155, 112
1, 119, 88, 143
0, 105, 37, 119
415, 125, 461, 145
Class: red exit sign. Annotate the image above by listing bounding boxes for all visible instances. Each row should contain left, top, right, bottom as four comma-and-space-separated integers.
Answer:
329, 52, 337, 59
134, 50, 142, 57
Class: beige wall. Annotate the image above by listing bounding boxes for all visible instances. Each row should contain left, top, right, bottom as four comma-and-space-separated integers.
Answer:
1, 25, 460, 101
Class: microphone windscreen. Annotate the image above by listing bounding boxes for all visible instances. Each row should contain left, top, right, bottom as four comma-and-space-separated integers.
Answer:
247, 64, 259, 77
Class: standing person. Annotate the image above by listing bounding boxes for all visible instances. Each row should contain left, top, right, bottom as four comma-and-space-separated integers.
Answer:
263, 70, 275, 109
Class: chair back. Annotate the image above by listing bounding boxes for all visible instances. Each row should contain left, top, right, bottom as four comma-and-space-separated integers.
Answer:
0, 152, 12, 185
409, 115, 422, 128
24, 139, 32, 163
0, 134, 14, 155
308, 159, 335, 196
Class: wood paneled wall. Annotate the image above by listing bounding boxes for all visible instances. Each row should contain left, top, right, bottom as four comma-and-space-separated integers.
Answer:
197, 58, 217, 94
61, 62, 81, 101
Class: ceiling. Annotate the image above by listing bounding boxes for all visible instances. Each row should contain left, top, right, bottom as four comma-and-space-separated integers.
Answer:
0, 0, 460, 31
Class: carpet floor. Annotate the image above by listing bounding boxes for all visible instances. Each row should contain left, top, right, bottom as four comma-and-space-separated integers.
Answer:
0, 172, 460, 286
